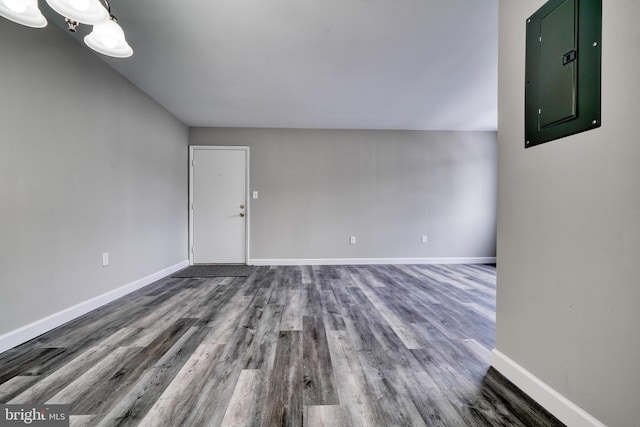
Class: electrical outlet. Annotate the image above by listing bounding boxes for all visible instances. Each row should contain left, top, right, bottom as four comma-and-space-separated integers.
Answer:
421, 235, 428, 244
350, 236, 356, 245
102, 252, 109, 267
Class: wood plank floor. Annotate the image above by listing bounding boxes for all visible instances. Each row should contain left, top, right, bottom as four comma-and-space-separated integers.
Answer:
0, 264, 563, 426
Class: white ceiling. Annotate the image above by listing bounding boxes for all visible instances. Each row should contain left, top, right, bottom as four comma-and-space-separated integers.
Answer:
55, 0, 498, 130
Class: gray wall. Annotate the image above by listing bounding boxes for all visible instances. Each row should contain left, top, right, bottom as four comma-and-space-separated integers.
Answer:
0, 20, 188, 335
497, 1, 640, 425
190, 128, 497, 261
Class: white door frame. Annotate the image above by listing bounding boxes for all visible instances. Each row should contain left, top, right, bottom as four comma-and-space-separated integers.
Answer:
189, 145, 250, 265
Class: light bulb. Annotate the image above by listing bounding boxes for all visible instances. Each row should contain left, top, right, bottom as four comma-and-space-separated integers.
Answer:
4, 0, 27, 13
68, 0, 89, 11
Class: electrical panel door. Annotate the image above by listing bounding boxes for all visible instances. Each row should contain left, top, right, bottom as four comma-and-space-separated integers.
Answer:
525, 0, 601, 148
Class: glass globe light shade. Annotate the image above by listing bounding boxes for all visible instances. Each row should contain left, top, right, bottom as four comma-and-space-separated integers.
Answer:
84, 19, 133, 58
45, 0, 108, 25
0, 0, 47, 28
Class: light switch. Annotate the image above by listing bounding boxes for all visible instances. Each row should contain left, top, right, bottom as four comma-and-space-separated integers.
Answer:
252, 191, 258, 199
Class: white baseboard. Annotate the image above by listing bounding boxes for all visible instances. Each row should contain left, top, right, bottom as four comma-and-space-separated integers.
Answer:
248, 257, 496, 266
0, 260, 189, 354
490, 349, 606, 427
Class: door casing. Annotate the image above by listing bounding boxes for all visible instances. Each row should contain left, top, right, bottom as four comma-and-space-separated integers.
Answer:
189, 145, 250, 265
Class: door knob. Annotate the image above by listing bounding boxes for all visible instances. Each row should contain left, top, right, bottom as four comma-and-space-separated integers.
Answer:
240, 212, 245, 217
240, 205, 245, 209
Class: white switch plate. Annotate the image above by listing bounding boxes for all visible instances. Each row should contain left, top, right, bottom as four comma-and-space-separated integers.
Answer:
421, 235, 428, 244
252, 191, 258, 199
102, 252, 109, 267
350, 236, 356, 244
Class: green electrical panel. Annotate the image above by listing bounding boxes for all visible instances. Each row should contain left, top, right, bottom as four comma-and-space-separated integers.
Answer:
525, 0, 602, 148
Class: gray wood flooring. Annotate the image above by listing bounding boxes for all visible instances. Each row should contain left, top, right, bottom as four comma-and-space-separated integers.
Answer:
0, 264, 563, 426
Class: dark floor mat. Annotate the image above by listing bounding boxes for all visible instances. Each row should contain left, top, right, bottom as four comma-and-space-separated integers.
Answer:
172, 265, 254, 278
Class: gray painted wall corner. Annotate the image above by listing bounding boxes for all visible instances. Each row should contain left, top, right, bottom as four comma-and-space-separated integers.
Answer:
496, 1, 640, 425
190, 128, 497, 262
0, 19, 189, 336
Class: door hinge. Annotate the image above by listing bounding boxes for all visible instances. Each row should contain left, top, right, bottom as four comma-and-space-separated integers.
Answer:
191, 203, 194, 210
191, 246, 194, 253
192, 160, 195, 166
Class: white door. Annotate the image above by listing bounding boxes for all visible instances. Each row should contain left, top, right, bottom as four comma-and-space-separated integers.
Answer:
191, 147, 248, 264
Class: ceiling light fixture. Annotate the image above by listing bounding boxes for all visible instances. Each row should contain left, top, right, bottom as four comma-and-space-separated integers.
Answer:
0, 0, 132, 58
